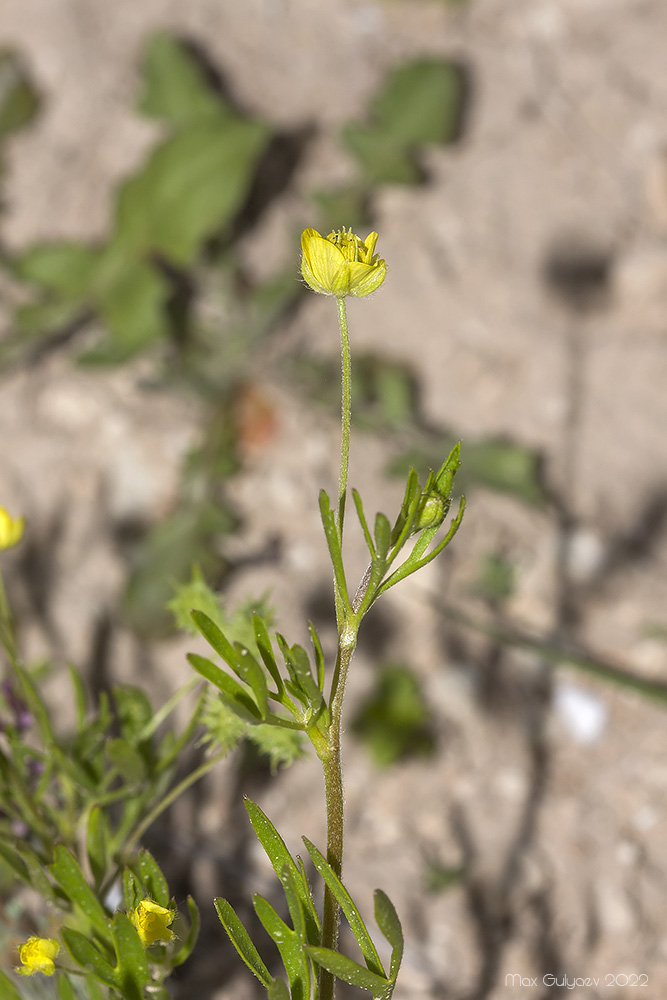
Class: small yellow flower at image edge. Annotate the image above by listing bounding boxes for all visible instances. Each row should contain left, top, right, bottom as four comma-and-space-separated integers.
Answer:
130, 899, 175, 947
301, 227, 387, 298
0, 507, 25, 551
16, 936, 59, 976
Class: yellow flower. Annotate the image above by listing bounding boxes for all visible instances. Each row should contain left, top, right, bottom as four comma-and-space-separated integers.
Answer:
16, 937, 59, 976
130, 899, 175, 946
0, 507, 25, 550
301, 227, 386, 298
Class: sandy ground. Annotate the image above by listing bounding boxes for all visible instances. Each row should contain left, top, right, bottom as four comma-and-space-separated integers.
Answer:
2, 1, 667, 998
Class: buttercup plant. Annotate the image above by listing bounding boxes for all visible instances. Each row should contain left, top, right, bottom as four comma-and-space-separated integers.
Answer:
0, 229, 463, 1000
188, 227, 465, 1000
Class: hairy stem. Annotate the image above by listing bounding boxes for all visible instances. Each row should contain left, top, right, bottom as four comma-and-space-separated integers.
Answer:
336, 295, 351, 539
320, 641, 356, 1000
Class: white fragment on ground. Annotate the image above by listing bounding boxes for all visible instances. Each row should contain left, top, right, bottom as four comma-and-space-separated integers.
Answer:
554, 680, 608, 743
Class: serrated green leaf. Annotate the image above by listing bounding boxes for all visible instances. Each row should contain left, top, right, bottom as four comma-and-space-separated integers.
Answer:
111, 911, 151, 1000
138, 33, 228, 126
302, 838, 385, 977
374, 890, 403, 981
245, 800, 320, 943
214, 897, 272, 987
114, 116, 269, 266
304, 947, 390, 994
50, 846, 110, 936
62, 929, 118, 988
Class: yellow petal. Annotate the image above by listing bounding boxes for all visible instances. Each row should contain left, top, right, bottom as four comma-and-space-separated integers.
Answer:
301, 229, 347, 295
347, 259, 387, 297
17, 937, 59, 976
0, 507, 25, 550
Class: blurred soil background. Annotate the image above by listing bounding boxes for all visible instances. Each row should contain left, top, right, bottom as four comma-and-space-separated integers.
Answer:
2, 0, 667, 998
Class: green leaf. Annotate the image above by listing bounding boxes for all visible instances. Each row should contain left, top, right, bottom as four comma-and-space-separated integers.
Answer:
374, 890, 403, 981
214, 897, 272, 987
113, 685, 154, 743
233, 643, 269, 716
187, 652, 261, 722
111, 911, 151, 1000
82, 251, 168, 364
56, 974, 77, 1000
268, 979, 291, 1000
344, 59, 465, 186
12, 242, 99, 301
308, 622, 326, 692
245, 799, 320, 943
253, 894, 311, 1000
191, 609, 237, 666
138, 34, 229, 126
352, 490, 376, 560
302, 838, 385, 978
115, 116, 269, 266
62, 929, 118, 988
170, 895, 200, 968
318, 490, 350, 610
0, 971, 22, 1000
50, 846, 110, 936
373, 512, 392, 561
304, 947, 390, 995
0, 50, 40, 140
86, 806, 109, 887
254, 612, 284, 695
132, 848, 170, 908
106, 738, 147, 783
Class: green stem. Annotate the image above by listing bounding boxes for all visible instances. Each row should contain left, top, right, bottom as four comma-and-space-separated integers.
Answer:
318, 295, 356, 1000
336, 295, 351, 538
319, 640, 356, 1000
